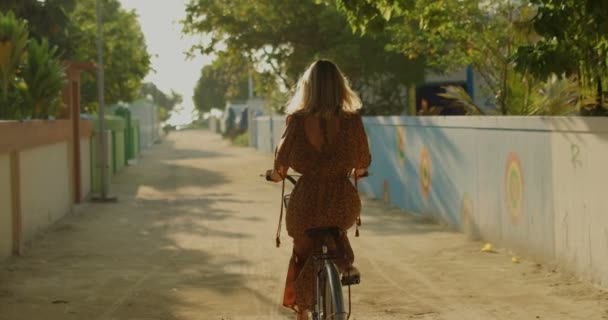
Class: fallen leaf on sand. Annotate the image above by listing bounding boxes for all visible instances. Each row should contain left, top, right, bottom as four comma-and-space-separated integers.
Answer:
481, 243, 496, 253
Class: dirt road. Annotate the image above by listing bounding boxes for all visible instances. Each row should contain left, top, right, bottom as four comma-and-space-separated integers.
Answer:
0, 130, 606, 320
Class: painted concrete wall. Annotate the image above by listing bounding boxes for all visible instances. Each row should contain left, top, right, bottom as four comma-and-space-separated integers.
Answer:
130, 100, 160, 149
113, 131, 126, 173
272, 117, 286, 151
360, 117, 556, 261
0, 153, 11, 260
251, 115, 608, 289
91, 131, 114, 195
549, 119, 608, 287
246, 98, 265, 148
80, 138, 91, 200
255, 116, 272, 153
359, 116, 608, 288
209, 116, 221, 134
132, 120, 141, 157
254, 115, 287, 154
20, 142, 71, 244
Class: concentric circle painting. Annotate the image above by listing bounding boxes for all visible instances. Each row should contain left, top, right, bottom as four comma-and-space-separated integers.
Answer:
505, 152, 524, 223
419, 145, 431, 200
396, 127, 406, 166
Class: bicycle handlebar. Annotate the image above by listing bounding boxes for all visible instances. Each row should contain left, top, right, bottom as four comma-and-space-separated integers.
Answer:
261, 171, 369, 186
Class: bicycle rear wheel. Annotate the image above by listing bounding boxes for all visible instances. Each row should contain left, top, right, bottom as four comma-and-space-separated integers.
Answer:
320, 260, 347, 320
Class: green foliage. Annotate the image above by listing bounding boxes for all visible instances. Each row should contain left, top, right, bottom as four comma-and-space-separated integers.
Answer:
334, 0, 399, 34
437, 86, 486, 115
140, 83, 183, 111
21, 38, 66, 118
231, 132, 249, 147
2, 0, 152, 111
192, 52, 250, 113
0, 11, 66, 120
263, 87, 291, 114
514, 0, 608, 111
71, 0, 151, 110
139, 82, 183, 122
527, 75, 579, 116
335, 0, 540, 115
0, 0, 79, 58
440, 76, 579, 116
183, 0, 425, 115
0, 11, 28, 98
158, 107, 169, 122
335, 0, 480, 71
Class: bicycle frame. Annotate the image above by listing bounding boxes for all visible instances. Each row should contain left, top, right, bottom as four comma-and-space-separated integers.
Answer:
269, 173, 359, 320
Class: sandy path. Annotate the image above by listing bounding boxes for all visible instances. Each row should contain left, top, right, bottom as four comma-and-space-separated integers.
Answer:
0, 130, 606, 320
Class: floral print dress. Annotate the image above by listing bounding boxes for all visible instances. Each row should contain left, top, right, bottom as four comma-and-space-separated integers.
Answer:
273, 112, 371, 312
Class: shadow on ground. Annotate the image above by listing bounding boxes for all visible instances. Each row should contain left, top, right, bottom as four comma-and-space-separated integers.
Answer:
359, 198, 452, 237
0, 131, 291, 320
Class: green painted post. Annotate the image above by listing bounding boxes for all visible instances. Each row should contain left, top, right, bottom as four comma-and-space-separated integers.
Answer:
111, 131, 117, 173
114, 106, 133, 162
91, 129, 112, 194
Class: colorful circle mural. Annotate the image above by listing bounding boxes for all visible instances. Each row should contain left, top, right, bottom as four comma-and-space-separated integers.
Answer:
419, 145, 431, 200
505, 152, 524, 224
396, 127, 406, 166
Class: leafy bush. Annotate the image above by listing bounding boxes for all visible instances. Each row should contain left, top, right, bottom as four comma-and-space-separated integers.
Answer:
0, 11, 28, 94
0, 11, 28, 117
440, 75, 580, 116
528, 75, 579, 116
0, 11, 65, 120
21, 38, 65, 118
232, 132, 249, 147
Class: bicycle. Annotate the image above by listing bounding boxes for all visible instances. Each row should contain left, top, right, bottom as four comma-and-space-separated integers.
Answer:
272, 174, 361, 320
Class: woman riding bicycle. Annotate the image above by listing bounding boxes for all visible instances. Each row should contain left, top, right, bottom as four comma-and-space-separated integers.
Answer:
266, 59, 371, 320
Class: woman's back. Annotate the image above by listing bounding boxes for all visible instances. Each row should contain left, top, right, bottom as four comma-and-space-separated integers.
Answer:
302, 115, 341, 153
275, 113, 370, 179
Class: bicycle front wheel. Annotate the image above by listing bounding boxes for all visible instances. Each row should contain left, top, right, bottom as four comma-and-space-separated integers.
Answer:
320, 260, 347, 320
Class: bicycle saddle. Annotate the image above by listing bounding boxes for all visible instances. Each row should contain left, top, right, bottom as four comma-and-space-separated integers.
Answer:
305, 226, 341, 239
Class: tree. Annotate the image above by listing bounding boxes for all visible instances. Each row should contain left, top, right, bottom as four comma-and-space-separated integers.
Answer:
140, 83, 183, 110
139, 82, 183, 122
0, 11, 66, 120
0, 0, 80, 58
335, 0, 538, 115
183, 0, 425, 115
70, 0, 151, 111
192, 52, 250, 113
514, 0, 608, 113
1, 0, 153, 112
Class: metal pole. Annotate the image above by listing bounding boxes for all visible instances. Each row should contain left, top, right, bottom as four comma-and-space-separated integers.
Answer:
248, 69, 254, 99
96, 0, 109, 198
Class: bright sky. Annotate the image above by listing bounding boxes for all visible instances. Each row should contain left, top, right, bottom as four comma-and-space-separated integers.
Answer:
119, 0, 213, 125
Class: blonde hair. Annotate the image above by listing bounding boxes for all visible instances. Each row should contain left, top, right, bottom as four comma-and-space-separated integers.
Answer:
286, 59, 362, 118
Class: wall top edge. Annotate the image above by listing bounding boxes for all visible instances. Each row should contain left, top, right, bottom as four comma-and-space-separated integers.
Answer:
362, 116, 608, 133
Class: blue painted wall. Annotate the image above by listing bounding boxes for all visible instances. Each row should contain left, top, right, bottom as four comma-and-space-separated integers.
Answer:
251, 115, 608, 287
360, 117, 555, 261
